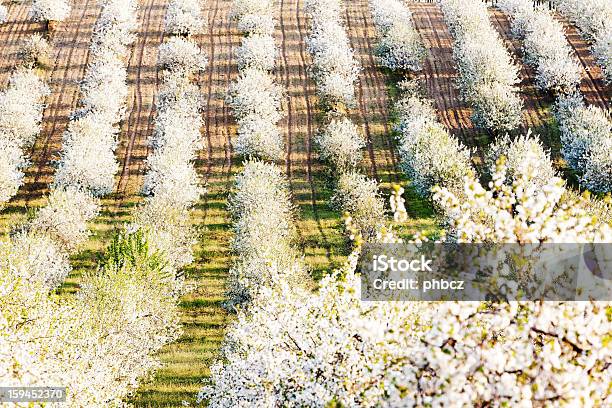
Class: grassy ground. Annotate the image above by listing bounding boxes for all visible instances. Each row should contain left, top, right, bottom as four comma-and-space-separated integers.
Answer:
129, 173, 233, 406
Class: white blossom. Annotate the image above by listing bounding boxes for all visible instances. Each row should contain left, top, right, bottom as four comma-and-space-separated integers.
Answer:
53, 113, 119, 196
498, 0, 581, 94
305, 0, 361, 108
0, 68, 49, 206
158, 36, 208, 76
438, 0, 523, 132
0, 5, 7, 24
0, 3, 193, 406
90, 0, 139, 58
226, 67, 285, 160
226, 159, 308, 306
25, 187, 100, 253
235, 114, 284, 161
136, 33, 207, 270
0, 229, 184, 406
226, 67, 284, 123
332, 171, 386, 239
314, 115, 365, 172
29, 0, 71, 22
554, 93, 612, 193
230, 0, 274, 22
394, 84, 474, 197
201, 156, 611, 407
164, 0, 206, 37
552, 0, 612, 83
236, 13, 275, 36
235, 34, 277, 71
368, 0, 426, 72
18, 34, 51, 69
485, 131, 556, 191
77, 52, 128, 122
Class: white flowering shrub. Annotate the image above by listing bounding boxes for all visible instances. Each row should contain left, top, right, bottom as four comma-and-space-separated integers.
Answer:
90, 0, 139, 58
235, 34, 277, 71
552, 0, 612, 83
471, 81, 524, 131
227, 68, 284, 122
226, 67, 285, 160
394, 89, 474, 198
434, 160, 611, 243
0, 5, 7, 24
231, 0, 275, 35
29, 0, 71, 23
0, 68, 49, 205
201, 157, 611, 407
2, 231, 71, 289
138, 35, 207, 270
369, 0, 426, 72
0, 141, 25, 205
305, 0, 361, 108
332, 171, 385, 239
236, 13, 275, 36
231, 0, 275, 34
228, 0, 285, 161
18, 34, 51, 68
134, 197, 199, 270
2, 188, 96, 290
592, 24, 612, 83
231, 0, 273, 21
158, 37, 208, 76
0, 6, 191, 405
202, 268, 612, 406
554, 93, 612, 193
228, 160, 295, 258
235, 114, 284, 161
498, 0, 581, 94
0, 68, 50, 149
164, 0, 206, 36
0, 229, 184, 406
486, 132, 556, 191
226, 160, 308, 305
26, 187, 99, 252
53, 114, 119, 196
314, 115, 365, 172
77, 52, 128, 123
438, 0, 523, 132
231, 0, 272, 17
53, 0, 138, 198
143, 82, 204, 206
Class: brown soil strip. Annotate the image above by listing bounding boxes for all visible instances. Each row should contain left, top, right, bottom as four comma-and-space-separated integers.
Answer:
345, 0, 404, 185
274, 0, 346, 276
406, 2, 478, 149
113, 0, 167, 202
553, 14, 611, 110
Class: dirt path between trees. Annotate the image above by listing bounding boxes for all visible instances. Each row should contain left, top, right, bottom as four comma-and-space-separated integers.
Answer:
274, 0, 347, 277
406, 2, 479, 150
554, 15, 611, 110
112, 0, 167, 202
131, 0, 237, 403
345, 0, 402, 185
